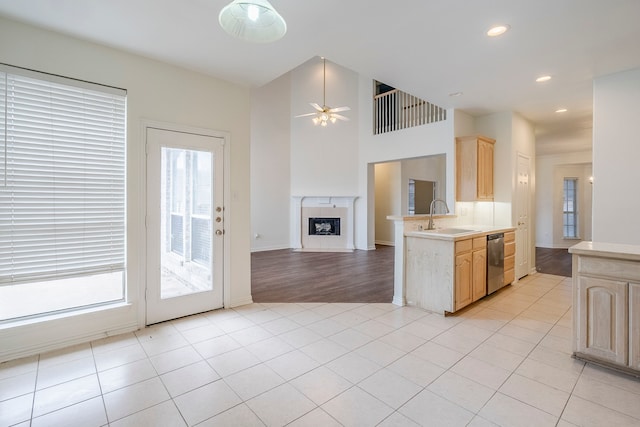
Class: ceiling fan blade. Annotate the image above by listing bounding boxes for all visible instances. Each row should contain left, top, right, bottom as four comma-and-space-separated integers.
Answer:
332, 114, 350, 121
328, 106, 350, 113
295, 112, 318, 118
310, 103, 324, 112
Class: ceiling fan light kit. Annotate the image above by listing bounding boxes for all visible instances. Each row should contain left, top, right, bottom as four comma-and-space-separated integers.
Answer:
295, 57, 350, 126
218, 0, 286, 43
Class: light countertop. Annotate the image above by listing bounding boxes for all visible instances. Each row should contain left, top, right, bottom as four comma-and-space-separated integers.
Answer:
405, 225, 515, 241
568, 241, 640, 262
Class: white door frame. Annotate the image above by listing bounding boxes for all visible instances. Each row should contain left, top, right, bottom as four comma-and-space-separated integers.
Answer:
139, 120, 231, 327
516, 152, 531, 279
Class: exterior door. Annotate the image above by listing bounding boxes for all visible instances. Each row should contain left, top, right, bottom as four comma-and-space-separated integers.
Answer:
146, 127, 224, 324
516, 153, 530, 279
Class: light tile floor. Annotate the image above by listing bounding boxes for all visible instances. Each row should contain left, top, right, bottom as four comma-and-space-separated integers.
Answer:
2, 273, 640, 426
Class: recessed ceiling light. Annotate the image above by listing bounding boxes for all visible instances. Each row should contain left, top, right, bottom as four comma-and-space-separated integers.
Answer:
449, 92, 463, 97
555, 108, 568, 113
487, 24, 510, 37
536, 75, 552, 83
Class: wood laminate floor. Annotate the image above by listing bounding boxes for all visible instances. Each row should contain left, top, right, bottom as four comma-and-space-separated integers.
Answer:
252, 245, 572, 304
535, 247, 572, 277
251, 245, 395, 303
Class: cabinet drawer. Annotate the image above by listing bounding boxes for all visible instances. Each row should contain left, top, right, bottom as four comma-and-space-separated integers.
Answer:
505, 241, 515, 257
504, 232, 515, 243
504, 268, 515, 285
473, 237, 486, 250
578, 256, 640, 282
504, 255, 515, 271
455, 239, 473, 254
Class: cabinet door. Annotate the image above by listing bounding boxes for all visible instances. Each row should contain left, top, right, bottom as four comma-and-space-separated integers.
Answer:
576, 276, 628, 365
477, 139, 494, 200
472, 248, 487, 301
630, 283, 640, 370
456, 136, 495, 202
455, 252, 473, 310
504, 265, 515, 285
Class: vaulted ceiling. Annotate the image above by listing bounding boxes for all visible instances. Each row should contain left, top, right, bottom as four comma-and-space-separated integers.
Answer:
1, 0, 639, 141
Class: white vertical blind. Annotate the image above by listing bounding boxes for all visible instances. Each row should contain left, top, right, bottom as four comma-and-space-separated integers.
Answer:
0, 66, 126, 286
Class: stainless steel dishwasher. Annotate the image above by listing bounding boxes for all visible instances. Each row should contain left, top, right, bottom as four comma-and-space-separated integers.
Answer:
487, 233, 505, 294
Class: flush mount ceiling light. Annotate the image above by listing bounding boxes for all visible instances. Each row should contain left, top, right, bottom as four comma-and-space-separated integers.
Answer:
487, 24, 510, 37
536, 75, 552, 83
218, 0, 287, 43
555, 108, 568, 113
295, 58, 350, 127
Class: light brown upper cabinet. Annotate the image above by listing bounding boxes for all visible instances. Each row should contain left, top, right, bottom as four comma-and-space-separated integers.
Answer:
456, 135, 495, 201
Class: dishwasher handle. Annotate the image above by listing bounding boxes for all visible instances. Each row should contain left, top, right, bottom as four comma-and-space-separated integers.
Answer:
487, 232, 504, 241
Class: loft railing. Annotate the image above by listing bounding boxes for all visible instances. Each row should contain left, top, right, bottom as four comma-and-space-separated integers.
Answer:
373, 88, 447, 135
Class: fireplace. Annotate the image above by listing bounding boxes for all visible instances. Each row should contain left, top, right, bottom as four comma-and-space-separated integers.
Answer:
292, 196, 357, 252
309, 217, 341, 236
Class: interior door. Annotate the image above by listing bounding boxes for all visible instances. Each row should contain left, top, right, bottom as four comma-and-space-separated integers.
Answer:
146, 127, 224, 325
516, 153, 530, 279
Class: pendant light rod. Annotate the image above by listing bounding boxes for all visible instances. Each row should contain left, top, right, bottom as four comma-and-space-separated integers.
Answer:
293, 56, 350, 126
323, 57, 327, 107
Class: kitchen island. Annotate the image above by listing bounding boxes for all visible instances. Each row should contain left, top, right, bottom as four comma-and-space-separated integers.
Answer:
387, 214, 515, 315
569, 241, 640, 376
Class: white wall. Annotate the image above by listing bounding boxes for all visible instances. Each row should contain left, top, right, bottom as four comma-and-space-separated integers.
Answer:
251, 73, 291, 251
592, 68, 640, 245
0, 17, 252, 361
536, 151, 593, 248
290, 58, 360, 196
357, 72, 456, 249
537, 127, 592, 156
373, 155, 446, 246
475, 112, 537, 276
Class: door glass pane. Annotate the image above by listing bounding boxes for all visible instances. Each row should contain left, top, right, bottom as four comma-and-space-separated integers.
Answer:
160, 147, 213, 299
191, 151, 212, 265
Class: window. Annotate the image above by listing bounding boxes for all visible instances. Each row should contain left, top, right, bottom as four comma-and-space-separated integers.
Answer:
563, 178, 578, 238
0, 65, 126, 321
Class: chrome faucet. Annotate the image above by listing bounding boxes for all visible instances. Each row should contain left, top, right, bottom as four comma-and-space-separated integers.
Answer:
427, 198, 450, 230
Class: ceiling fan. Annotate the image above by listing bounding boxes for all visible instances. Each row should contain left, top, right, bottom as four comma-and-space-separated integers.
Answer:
295, 57, 350, 126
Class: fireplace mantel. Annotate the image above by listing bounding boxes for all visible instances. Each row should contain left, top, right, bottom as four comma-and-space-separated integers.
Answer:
291, 196, 358, 252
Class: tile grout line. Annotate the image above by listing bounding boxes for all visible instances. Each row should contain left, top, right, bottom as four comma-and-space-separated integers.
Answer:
90, 340, 110, 427
470, 279, 575, 423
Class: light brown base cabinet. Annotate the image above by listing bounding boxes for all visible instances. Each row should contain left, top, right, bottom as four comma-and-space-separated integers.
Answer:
569, 242, 640, 376
504, 231, 515, 285
404, 227, 514, 316
455, 237, 487, 311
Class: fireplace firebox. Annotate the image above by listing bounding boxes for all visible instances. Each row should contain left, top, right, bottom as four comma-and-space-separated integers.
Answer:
308, 217, 341, 236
